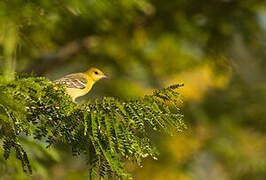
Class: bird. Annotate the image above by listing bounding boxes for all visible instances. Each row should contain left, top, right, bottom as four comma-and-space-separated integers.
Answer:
53, 67, 107, 102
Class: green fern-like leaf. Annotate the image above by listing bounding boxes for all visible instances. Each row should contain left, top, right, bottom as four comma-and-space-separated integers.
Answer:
0, 74, 185, 179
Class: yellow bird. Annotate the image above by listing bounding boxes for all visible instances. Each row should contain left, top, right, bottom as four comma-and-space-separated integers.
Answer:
54, 67, 107, 102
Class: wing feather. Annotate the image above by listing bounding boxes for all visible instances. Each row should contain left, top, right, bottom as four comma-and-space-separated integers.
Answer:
54, 73, 87, 89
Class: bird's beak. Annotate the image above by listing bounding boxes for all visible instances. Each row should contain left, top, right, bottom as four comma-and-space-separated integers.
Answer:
100, 74, 107, 79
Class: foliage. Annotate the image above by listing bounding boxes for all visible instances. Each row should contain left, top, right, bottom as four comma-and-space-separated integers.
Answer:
0, 0, 266, 179
0, 74, 185, 179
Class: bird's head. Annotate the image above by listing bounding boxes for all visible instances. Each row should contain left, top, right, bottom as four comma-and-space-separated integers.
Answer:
85, 67, 107, 82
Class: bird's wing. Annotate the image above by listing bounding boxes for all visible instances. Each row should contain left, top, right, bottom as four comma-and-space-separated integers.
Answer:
54, 73, 87, 89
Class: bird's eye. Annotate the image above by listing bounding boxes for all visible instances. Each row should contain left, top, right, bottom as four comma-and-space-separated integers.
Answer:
94, 71, 99, 75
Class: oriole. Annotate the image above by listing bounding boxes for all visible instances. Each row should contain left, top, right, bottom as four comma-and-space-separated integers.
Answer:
54, 67, 106, 102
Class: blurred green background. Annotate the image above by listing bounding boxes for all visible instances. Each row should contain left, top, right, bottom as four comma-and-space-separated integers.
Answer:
0, 0, 266, 179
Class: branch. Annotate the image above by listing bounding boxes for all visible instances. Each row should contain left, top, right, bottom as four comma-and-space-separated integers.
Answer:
22, 36, 99, 75
0, 74, 185, 179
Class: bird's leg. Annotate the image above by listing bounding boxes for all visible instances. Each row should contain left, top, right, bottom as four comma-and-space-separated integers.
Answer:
72, 97, 78, 104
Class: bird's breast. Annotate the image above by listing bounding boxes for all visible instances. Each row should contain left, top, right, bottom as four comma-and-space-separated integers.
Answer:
66, 81, 94, 100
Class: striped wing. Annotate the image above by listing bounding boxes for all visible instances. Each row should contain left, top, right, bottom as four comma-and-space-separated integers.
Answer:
54, 73, 87, 89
